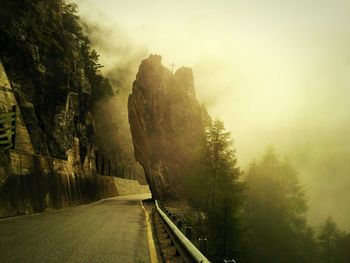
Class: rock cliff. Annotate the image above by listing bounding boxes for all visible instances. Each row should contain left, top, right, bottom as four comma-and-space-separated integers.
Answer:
128, 55, 206, 200
0, 0, 103, 160
0, 0, 146, 183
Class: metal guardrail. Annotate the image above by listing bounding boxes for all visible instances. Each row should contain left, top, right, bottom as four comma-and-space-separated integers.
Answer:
155, 200, 211, 263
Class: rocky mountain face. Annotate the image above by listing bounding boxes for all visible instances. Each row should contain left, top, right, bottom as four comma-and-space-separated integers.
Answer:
0, 0, 144, 183
128, 55, 206, 200
0, 0, 102, 160
0, 0, 147, 184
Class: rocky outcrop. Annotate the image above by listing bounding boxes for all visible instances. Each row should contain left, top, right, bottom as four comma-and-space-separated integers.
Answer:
0, 0, 149, 217
0, 0, 148, 185
128, 55, 205, 200
0, 0, 105, 161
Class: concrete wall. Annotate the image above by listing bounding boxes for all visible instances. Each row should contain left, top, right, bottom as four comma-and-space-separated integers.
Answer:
0, 150, 117, 217
114, 177, 150, 196
0, 150, 149, 218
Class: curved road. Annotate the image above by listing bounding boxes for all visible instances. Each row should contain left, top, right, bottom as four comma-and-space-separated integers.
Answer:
0, 193, 152, 263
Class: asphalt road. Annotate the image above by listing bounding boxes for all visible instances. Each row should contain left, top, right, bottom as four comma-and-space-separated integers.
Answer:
0, 193, 152, 263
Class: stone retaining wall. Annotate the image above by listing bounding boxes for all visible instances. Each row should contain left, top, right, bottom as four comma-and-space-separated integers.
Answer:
0, 150, 115, 217
0, 150, 149, 218
114, 177, 150, 196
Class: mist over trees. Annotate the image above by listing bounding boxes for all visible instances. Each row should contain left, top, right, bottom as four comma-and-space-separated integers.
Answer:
185, 118, 245, 262
316, 217, 350, 263
244, 148, 315, 262
186, 117, 350, 263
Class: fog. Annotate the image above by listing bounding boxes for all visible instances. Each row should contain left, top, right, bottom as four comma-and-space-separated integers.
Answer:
72, 0, 350, 230
80, 18, 148, 182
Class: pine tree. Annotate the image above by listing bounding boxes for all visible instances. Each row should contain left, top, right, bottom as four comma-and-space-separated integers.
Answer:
184, 118, 245, 261
206, 119, 239, 206
338, 233, 350, 263
199, 118, 244, 262
245, 147, 315, 263
317, 217, 343, 263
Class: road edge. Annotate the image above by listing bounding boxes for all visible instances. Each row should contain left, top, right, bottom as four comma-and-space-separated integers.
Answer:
141, 200, 159, 263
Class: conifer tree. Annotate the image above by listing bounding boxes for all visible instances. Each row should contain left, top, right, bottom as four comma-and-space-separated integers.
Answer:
185, 118, 244, 262
245, 147, 315, 263
317, 217, 343, 263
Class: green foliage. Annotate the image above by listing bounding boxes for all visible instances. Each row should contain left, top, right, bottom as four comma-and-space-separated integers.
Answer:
0, 0, 112, 103
206, 119, 240, 204
80, 42, 112, 102
338, 233, 350, 262
245, 147, 316, 263
185, 118, 245, 262
62, 3, 84, 40
316, 217, 347, 263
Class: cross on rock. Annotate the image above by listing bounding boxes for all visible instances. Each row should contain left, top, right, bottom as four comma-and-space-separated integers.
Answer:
169, 62, 177, 73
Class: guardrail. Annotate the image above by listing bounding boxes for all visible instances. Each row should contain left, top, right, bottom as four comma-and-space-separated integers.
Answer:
155, 200, 211, 263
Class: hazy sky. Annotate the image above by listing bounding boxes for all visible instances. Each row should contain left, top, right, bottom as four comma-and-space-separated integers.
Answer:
73, 0, 350, 230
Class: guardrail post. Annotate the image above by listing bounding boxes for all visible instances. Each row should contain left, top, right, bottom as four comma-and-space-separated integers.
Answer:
176, 219, 183, 228
155, 200, 211, 263
185, 226, 193, 240
199, 238, 207, 255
